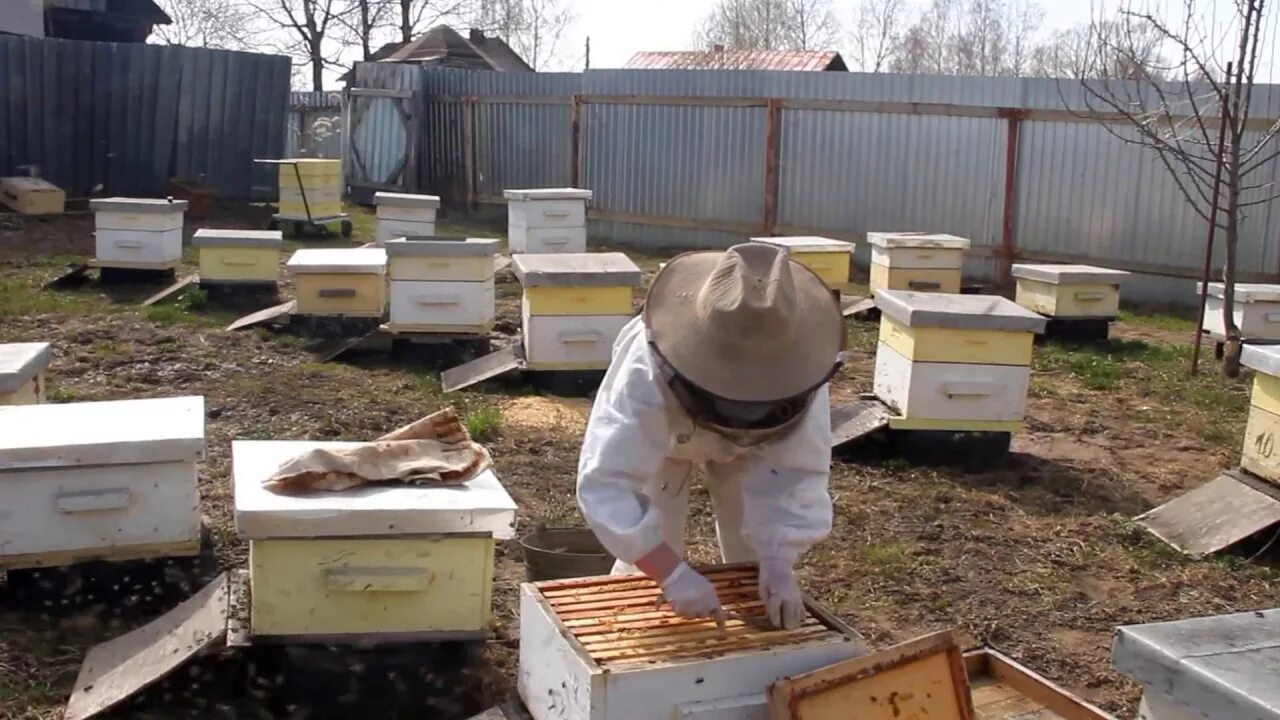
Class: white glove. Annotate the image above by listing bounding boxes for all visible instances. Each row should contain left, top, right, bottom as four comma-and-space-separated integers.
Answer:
759, 560, 805, 630
660, 562, 722, 618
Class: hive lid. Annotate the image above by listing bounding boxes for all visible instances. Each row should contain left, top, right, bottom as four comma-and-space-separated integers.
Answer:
1242, 345, 1280, 377
875, 290, 1047, 333
384, 237, 502, 257
1197, 282, 1280, 303
0, 342, 52, 393
750, 236, 854, 253
0, 396, 205, 470
513, 252, 642, 288
90, 197, 189, 214
1011, 263, 1131, 285
192, 229, 283, 249
503, 188, 593, 202
286, 247, 386, 274
374, 191, 441, 209
866, 232, 970, 250
1113, 608, 1280, 720
232, 440, 518, 540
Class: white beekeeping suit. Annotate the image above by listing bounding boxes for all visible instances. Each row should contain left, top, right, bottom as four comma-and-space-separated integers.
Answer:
576, 242, 844, 630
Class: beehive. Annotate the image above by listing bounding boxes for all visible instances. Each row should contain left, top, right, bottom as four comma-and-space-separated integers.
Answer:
192, 229, 283, 285
89, 198, 188, 269
504, 188, 593, 254
232, 440, 518, 641
1, 176, 65, 215
873, 290, 1046, 432
512, 252, 642, 371
1199, 283, 1280, 341
374, 192, 440, 246
278, 159, 342, 219
1238, 345, 1280, 485
751, 236, 855, 290
0, 342, 52, 406
286, 247, 387, 317
866, 232, 970, 294
385, 237, 501, 333
519, 566, 866, 720
1012, 264, 1130, 319
0, 396, 205, 570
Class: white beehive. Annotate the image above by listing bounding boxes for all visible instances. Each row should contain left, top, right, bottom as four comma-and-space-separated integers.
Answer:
1199, 283, 1280, 340
374, 192, 441, 246
384, 237, 502, 333
751, 236, 855, 289
513, 252, 642, 371
90, 198, 188, 269
1012, 264, 1131, 319
867, 232, 970, 294
233, 440, 517, 641
873, 290, 1046, 432
0, 396, 205, 570
504, 188, 593, 254
286, 247, 388, 317
0, 342, 52, 405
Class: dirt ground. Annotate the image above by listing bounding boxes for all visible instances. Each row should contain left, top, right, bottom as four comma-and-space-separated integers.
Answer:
2, 206, 1278, 719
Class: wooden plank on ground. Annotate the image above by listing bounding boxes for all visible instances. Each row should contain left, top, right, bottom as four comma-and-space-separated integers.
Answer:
842, 297, 877, 318
316, 327, 391, 362
442, 346, 523, 393
831, 400, 891, 448
1135, 469, 1280, 556
43, 263, 90, 289
226, 300, 295, 331
142, 274, 197, 306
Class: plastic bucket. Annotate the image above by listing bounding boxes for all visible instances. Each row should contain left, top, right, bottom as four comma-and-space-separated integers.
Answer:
519, 526, 616, 582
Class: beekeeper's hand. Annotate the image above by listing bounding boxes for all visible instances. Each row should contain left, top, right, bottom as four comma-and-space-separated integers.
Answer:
660, 562, 722, 618
759, 559, 805, 630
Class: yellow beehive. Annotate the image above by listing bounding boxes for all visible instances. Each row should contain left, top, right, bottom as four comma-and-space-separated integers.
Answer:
751, 236, 854, 289
1, 177, 65, 215
1241, 346, 1280, 484
233, 440, 517, 641
192, 229, 283, 284
867, 232, 970, 294
278, 160, 342, 219
1012, 264, 1130, 318
0, 343, 52, 406
286, 248, 387, 317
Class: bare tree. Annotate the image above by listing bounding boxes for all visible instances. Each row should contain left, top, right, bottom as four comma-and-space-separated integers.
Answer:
395, 0, 473, 43
152, 0, 258, 49
1075, 0, 1279, 376
697, 0, 841, 51
246, 0, 350, 91
336, 0, 393, 59
888, 0, 1046, 76
1032, 17, 1165, 79
850, 0, 904, 72
473, 0, 575, 69
1003, 0, 1043, 75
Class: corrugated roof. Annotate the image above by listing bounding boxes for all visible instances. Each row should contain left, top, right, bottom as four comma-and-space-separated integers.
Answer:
623, 50, 846, 72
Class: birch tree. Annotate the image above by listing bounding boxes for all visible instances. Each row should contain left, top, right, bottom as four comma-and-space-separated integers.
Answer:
850, 0, 905, 72
696, 0, 841, 51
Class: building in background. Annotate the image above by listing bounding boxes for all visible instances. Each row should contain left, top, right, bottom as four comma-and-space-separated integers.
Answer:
339, 25, 532, 85
43, 0, 171, 43
624, 47, 848, 72
0, 0, 46, 38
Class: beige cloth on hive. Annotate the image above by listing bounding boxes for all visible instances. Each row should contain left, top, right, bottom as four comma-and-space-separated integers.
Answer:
263, 407, 492, 495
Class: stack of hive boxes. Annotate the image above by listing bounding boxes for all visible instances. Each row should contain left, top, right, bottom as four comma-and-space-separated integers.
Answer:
513, 253, 642, 371
374, 192, 440, 246
192, 229, 283, 290
867, 232, 969, 294
286, 248, 388, 318
90, 198, 188, 270
504, 188, 592, 254
873, 290, 1046, 432
232, 439, 518, 641
279, 159, 341, 220
753, 236, 855, 291
1199, 283, 1280, 342
385, 237, 502, 334
0, 342, 52, 406
1240, 345, 1280, 484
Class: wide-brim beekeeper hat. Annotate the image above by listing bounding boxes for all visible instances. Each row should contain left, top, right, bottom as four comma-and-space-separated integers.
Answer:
644, 242, 845, 402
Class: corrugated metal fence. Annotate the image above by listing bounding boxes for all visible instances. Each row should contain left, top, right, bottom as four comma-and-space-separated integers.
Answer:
0, 34, 290, 201
350, 63, 1280, 305
287, 91, 344, 160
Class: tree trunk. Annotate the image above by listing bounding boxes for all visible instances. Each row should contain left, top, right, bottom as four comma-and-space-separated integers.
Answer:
311, 41, 325, 92
360, 0, 372, 59
1222, 152, 1243, 377
400, 0, 411, 42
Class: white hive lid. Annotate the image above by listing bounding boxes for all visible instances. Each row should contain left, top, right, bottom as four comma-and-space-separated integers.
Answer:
513, 252, 643, 288
286, 247, 387, 274
750, 236, 854, 253
866, 232, 970, 250
384, 237, 502, 258
90, 197, 189, 214
232, 440, 518, 540
874, 290, 1047, 333
503, 188, 594, 202
374, 191, 441, 209
0, 396, 206, 470
1197, 282, 1280, 303
0, 342, 52, 393
1011, 264, 1131, 285
1241, 345, 1280, 377
192, 229, 283, 249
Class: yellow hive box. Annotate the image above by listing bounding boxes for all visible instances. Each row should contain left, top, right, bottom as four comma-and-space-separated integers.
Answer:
523, 286, 635, 316
878, 313, 1033, 366
233, 441, 518, 642
0, 343, 51, 406
1, 177, 65, 215
513, 252, 643, 318
869, 264, 962, 294
278, 159, 340, 185
1012, 264, 1130, 318
1241, 346, 1280, 486
192, 229, 282, 284
868, 232, 970, 294
752, 236, 855, 289
286, 248, 387, 317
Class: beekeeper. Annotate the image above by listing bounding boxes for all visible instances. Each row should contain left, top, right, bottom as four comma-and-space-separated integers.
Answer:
577, 242, 844, 630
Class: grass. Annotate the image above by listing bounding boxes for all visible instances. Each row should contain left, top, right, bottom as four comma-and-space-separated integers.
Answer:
1118, 307, 1198, 332
857, 540, 916, 571
464, 406, 503, 442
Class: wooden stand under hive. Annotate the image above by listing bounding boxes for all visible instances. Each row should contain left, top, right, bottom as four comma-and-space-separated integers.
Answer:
505, 188, 593, 254
0, 342, 52, 405
519, 565, 865, 720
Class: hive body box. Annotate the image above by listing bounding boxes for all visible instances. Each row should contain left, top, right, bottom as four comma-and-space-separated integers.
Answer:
233, 440, 517, 641
278, 159, 342, 219
90, 198, 188, 269
1, 177, 65, 215
374, 192, 440, 246
751, 236, 855, 289
286, 248, 387, 317
192, 229, 283, 285
505, 188, 593, 254
0, 342, 52, 405
513, 253, 642, 371
519, 567, 866, 720
385, 237, 501, 333
1012, 264, 1130, 319
867, 232, 970, 294
873, 290, 1046, 431
1113, 608, 1280, 720
1238, 346, 1280, 485
0, 396, 205, 570
1199, 283, 1280, 340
